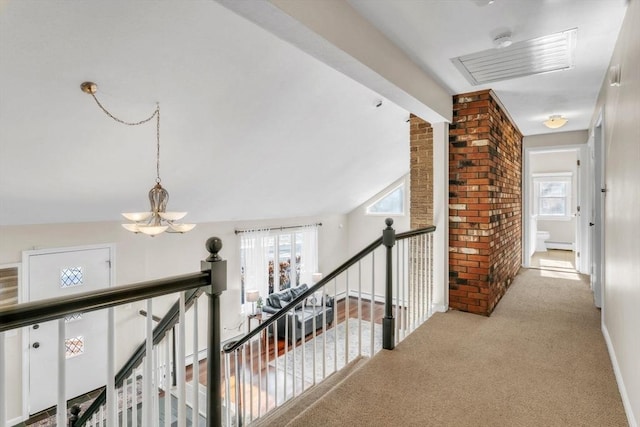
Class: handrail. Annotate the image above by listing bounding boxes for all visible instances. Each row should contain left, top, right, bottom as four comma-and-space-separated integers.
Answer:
76, 287, 204, 426
0, 271, 210, 332
223, 224, 436, 353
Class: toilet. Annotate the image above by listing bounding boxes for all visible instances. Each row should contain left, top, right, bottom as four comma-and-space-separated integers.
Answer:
536, 231, 551, 252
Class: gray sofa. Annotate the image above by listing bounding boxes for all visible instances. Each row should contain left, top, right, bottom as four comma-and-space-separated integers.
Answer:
262, 283, 334, 343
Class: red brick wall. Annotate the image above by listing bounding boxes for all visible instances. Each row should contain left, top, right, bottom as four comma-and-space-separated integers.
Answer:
449, 90, 522, 315
410, 114, 433, 228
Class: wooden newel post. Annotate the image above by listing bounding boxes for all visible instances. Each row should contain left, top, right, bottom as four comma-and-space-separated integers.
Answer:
68, 404, 81, 427
382, 218, 396, 350
201, 237, 227, 427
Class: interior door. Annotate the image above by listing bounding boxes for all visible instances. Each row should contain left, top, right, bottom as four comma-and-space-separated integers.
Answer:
591, 120, 604, 308
25, 245, 113, 415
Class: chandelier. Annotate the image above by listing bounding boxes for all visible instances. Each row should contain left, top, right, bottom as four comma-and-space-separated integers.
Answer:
81, 82, 195, 236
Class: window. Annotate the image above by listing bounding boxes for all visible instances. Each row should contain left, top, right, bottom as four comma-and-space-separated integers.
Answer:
533, 174, 572, 220
366, 183, 405, 215
240, 226, 318, 305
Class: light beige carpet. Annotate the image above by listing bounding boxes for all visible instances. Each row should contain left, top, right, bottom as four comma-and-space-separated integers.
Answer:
285, 268, 628, 427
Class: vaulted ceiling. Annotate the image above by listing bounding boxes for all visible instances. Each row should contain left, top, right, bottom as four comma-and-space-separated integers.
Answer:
0, 0, 627, 226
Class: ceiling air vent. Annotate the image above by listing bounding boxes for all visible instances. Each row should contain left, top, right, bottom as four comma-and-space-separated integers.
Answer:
451, 28, 577, 85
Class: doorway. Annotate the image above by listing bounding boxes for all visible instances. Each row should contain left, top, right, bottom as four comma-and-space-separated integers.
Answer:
22, 244, 114, 416
523, 145, 588, 274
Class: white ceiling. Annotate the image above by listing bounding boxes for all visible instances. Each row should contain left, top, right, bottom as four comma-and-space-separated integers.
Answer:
0, 0, 628, 226
347, 0, 628, 135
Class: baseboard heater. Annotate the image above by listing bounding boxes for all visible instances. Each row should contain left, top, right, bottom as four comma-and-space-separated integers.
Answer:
545, 241, 574, 251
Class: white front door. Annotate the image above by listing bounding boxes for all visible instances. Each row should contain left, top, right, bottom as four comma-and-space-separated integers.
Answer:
24, 245, 113, 415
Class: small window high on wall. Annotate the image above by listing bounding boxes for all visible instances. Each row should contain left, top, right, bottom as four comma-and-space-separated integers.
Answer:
533, 173, 572, 220
366, 183, 405, 215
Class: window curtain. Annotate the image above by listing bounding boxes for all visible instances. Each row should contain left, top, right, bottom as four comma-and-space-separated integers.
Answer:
298, 225, 318, 286
240, 229, 270, 309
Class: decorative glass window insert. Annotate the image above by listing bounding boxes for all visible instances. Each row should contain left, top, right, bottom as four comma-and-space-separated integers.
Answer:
533, 174, 572, 219
65, 336, 85, 359
60, 266, 84, 288
366, 183, 405, 215
64, 313, 83, 323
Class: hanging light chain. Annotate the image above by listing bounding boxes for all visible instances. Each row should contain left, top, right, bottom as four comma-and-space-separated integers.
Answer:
85, 85, 163, 183
88, 92, 158, 126
155, 104, 161, 183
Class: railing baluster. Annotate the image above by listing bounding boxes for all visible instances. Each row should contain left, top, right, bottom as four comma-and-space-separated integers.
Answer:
358, 260, 362, 356
292, 307, 297, 399
312, 296, 317, 386
224, 352, 231, 426
192, 301, 199, 426
322, 286, 327, 379
249, 336, 255, 421
395, 242, 400, 345
257, 335, 263, 417
107, 308, 116, 427
345, 271, 350, 366
153, 345, 160, 427
370, 251, 375, 356
0, 332, 5, 427
57, 318, 66, 427
272, 327, 278, 407
333, 278, 337, 373
177, 293, 186, 427
233, 351, 240, 425
122, 372, 128, 427
144, 299, 154, 426
132, 369, 138, 426
164, 331, 171, 427
301, 299, 305, 394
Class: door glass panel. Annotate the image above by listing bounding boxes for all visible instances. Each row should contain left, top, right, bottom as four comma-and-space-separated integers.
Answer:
65, 336, 85, 359
64, 313, 83, 323
60, 266, 84, 288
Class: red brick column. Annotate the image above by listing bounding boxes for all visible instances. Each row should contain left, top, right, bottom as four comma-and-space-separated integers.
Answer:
410, 114, 433, 228
449, 90, 522, 315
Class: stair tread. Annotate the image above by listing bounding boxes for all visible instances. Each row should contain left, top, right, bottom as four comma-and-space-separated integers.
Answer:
252, 355, 370, 427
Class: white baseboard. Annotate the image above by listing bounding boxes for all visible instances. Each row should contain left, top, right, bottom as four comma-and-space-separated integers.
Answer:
545, 241, 574, 251
432, 303, 448, 313
7, 415, 24, 426
602, 322, 637, 427
335, 290, 443, 315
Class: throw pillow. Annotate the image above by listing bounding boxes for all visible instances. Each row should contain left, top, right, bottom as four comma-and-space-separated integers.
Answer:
306, 291, 324, 307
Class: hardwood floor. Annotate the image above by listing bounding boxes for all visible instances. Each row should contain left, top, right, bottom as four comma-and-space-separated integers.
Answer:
185, 297, 385, 418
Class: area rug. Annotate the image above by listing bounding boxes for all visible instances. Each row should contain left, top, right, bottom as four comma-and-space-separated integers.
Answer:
270, 320, 382, 383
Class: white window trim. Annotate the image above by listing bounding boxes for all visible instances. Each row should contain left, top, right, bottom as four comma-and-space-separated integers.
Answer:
365, 182, 406, 216
532, 172, 573, 221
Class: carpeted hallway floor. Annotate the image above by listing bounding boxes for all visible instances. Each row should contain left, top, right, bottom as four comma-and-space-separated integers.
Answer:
286, 268, 628, 426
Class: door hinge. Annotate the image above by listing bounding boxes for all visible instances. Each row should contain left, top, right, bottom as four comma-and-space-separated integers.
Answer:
106, 260, 112, 268
577, 159, 581, 166
577, 252, 580, 257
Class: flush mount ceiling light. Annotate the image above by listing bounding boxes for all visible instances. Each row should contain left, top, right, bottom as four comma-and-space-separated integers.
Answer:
81, 82, 195, 236
543, 115, 568, 129
452, 28, 577, 85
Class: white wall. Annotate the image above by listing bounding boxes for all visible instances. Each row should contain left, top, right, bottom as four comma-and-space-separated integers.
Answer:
0, 213, 348, 422
345, 174, 410, 300
523, 130, 588, 149
593, 0, 640, 424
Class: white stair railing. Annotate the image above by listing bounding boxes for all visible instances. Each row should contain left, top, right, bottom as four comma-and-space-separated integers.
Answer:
222, 219, 436, 426
0, 237, 227, 427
